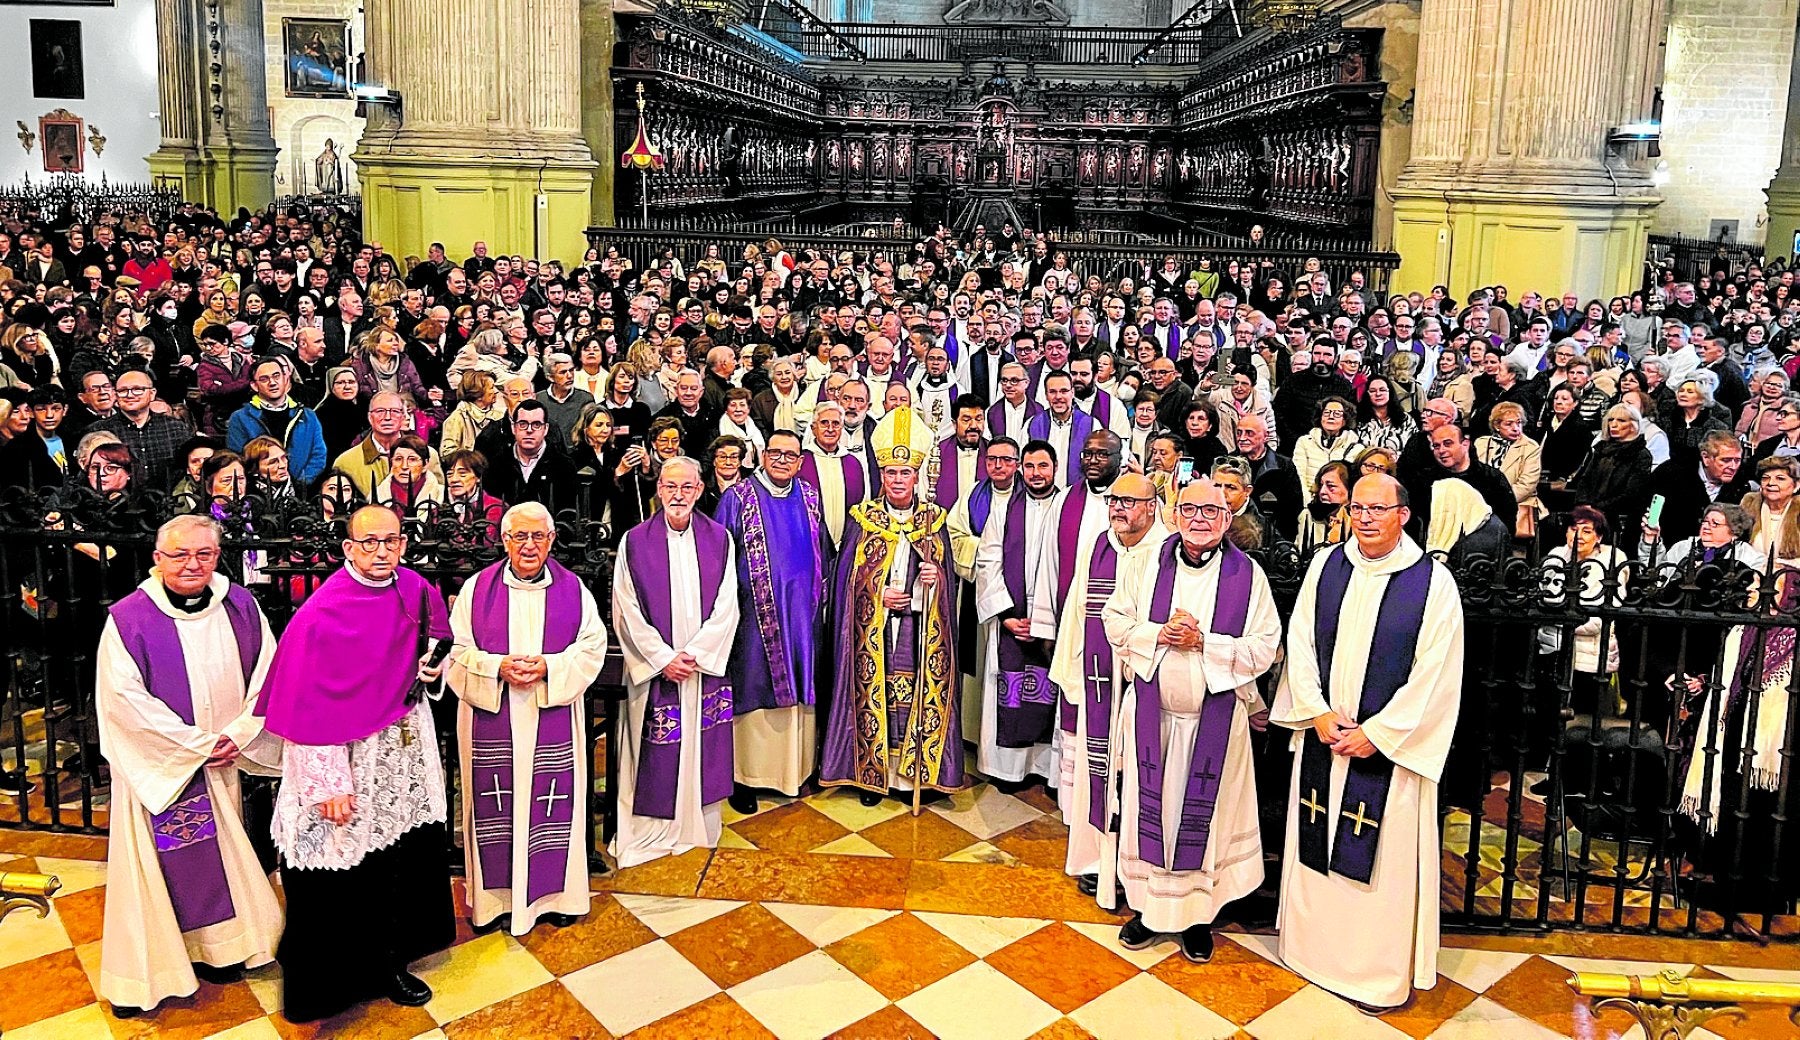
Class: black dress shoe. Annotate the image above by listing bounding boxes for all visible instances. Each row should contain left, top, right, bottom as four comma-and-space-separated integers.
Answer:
1351, 998, 1405, 1017
859, 790, 884, 807
729, 787, 760, 816
0, 767, 26, 791
192, 961, 244, 984
471, 913, 511, 935
539, 912, 582, 928
387, 970, 432, 1007
1118, 913, 1158, 951
110, 1004, 142, 1019
587, 852, 611, 876
1179, 924, 1214, 963
1076, 874, 1099, 896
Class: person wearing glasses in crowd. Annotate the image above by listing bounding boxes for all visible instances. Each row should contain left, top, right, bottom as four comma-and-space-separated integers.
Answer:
1101, 476, 1281, 962
481, 399, 576, 509
1751, 394, 1800, 462
332, 390, 442, 498
446, 502, 608, 936
95, 367, 194, 490
1043, 470, 1169, 910
93, 515, 282, 1014
714, 430, 827, 815
1271, 473, 1464, 1015
254, 505, 455, 1021
610, 455, 741, 865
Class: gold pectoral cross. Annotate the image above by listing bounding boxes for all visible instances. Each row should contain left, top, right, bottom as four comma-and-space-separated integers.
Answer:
400, 717, 415, 747
1300, 788, 1325, 824
1342, 801, 1379, 837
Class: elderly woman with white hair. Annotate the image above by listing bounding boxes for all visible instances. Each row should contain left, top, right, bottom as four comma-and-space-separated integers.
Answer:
1736, 365, 1790, 450
445, 325, 541, 391
1666, 369, 1730, 462
1569, 401, 1656, 545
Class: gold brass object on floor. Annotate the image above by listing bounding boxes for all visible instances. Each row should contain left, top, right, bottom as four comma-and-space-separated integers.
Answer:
0, 869, 60, 925
1568, 968, 1800, 1039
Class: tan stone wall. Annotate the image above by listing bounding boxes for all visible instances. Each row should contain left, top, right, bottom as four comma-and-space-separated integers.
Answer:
262, 0, 365, 197
1655, 0, 1798, 241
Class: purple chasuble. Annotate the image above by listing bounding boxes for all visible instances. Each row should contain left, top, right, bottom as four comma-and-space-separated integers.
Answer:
994, 492, 1054, 747
111, 585, 262, 933
986, 399, 1043, 439
623, 511, 735, 819
1297, 547, 1434, 884
1132, 537, 1255, 873
799, 452, 869, 513
717, 477, 824, 713
465, 559, 583, 904
1082, 534, 1122, 826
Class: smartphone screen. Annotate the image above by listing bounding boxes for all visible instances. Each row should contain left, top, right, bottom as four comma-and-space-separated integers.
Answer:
1176, 459, 1196, 487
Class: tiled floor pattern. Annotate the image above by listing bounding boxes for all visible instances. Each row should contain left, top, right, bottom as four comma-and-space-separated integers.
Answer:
5, 782, 1800, 1039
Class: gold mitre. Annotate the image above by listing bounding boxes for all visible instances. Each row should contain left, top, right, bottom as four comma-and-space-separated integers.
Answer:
872, 406, 934, 470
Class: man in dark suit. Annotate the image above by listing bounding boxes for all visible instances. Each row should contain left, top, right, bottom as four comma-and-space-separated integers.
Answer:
322, 289, 370, 363
482, 400, 579, 509
1699, 335, 1749, 420
1234, 414, 1302, 542
23, 239, 66, 287
1645, 430, 1748, 547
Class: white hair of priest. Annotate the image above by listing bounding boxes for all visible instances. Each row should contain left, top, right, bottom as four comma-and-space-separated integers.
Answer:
660, 455, 704, 484
157, 514, 223, 549
499, 501, 554, 536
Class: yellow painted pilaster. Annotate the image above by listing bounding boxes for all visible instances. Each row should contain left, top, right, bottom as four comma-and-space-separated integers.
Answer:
358, 152, 596, 264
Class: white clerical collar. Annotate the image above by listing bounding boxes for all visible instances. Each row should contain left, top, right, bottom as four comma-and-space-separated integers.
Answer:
344, 563, 396, 588
757, 470, 794, 497
958, 443, 980, 455
504, 563, 550, 587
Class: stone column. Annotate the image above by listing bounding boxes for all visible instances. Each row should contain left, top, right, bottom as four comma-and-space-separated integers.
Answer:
355, 0, 597, 263
1767, 16, 1800, 264
1388, 0, 1665, 300
147, 0, 278, 211
580, 0, 616, 228
147, 0, 205, 193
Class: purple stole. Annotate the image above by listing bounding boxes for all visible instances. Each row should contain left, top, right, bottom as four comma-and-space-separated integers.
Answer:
623, 512, 736, 818
728, 477, 823, 710
1053, 484, 1094, 607
986, 399, 1043, 439
1025, 409, 1098, 487
111, 586, 262, 933
466, 559, 583, 903
933, 438, 987, 509
1145, 322, 1181, 360
1082, 534, 1121, 826
1131, 537, 1255, 872
1082, 389, 1119, 431
995, 493, 1054, 747
799, 451, 869, 509
1297, 547, 1434, 883
958, 479, 1000, 678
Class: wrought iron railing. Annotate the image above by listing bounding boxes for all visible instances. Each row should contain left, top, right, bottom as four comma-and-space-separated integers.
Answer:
1, 485, 1792, 941
0, 175, 186, 227
762, 22, 1230, 66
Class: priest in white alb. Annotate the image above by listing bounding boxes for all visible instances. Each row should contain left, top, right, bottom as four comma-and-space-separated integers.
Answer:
1045, 472, 1169, 907
611, 455, 741, 866
1103, 478, 1280, 961
971, 438, 1064, 786
798, 400, 868, 551
448, 502, 608, 934
1271, 473, 1463, 1015
94, 515, 282, 1013
947, 436, 1020, 745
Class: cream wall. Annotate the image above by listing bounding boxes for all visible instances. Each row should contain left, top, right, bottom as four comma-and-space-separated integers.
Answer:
1343, 0, 1418, 254
0, 0, 160, 185
262, 0, 365, 197
1655, 0, 1798, 242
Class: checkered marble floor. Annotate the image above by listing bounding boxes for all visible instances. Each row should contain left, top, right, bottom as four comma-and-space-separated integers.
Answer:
4, 783, 1799, 1039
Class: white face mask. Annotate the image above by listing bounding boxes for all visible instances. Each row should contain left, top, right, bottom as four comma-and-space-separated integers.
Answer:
1117, 384, 1137, 404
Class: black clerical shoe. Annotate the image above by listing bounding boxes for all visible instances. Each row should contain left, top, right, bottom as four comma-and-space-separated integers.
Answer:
859, 790, 884, 807
471, 913, 511, 935
0, 767, 25, 791
1351, 996, 1408, 1017
1076, 874, 1100, 896
540, 912, 582, 929
729, 787, 760, 816
1178, 925, 1214, 964
1118, 914, 1158, 951
192, 961, 243, 984
109, 1004, 142, 1019
587, 852, 611, 876
387, 970, 432, 1007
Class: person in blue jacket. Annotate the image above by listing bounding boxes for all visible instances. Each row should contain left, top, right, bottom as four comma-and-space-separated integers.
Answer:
225, 356, 329, 489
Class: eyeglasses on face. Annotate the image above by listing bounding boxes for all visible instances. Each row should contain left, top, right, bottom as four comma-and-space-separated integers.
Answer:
659, 481, 703, 496
504, 530, 553, 545
1105, 494, 1154, 507
1347, 503, 1402, 517
348, 535, 404, 552
1174, 503, 1229, 520
514, 420, 549, 432
157, 548, 220, 565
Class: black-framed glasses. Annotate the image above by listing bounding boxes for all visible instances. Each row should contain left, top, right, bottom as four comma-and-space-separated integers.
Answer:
763, 448, 801, 462
1105, 494, 1154, 507
1174, 503, 1229, 520
348, 535, 404, 552
1347, 503, 1402, 517
1079, 448, 1116, 459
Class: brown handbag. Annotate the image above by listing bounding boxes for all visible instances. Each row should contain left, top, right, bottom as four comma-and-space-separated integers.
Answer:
1515, 503, 1538, 540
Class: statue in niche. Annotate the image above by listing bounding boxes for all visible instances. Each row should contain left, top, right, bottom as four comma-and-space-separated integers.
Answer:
943, 0, 1070, 26
314, 139, 344, 194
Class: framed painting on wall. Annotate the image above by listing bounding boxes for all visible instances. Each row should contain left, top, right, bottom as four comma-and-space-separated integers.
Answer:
29, 19, 83, 99
283, 18, 351, 98
41, 110, 83, 173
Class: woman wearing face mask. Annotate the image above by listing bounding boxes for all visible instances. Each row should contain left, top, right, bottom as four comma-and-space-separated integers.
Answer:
143, 292, 192, 394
